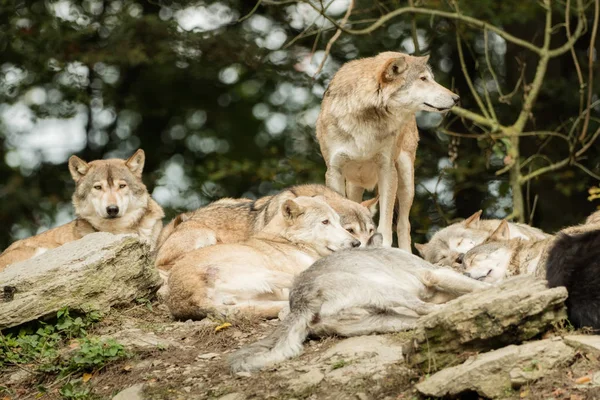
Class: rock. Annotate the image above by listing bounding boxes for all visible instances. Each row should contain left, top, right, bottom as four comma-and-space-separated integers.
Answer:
113, 383, 145, 400
289, 369, 325, 391
7, 369, 33, 385
416, 339, 575, 399
319, 335, 404, 384
218, 393, 246, 400
197, 352, 220, 360
103, 328, 181, 350
0, 233, 161, 330
406, 276, 568, 371
564, 334, 600, 356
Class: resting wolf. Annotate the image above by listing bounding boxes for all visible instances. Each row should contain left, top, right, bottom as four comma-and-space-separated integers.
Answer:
167, 196, 364, 320
229, 247, 489, 372
155, 184, 377, 271
0, 149, 164, 271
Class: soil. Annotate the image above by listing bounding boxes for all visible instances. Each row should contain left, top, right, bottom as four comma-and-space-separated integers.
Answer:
3, 301, 600, 400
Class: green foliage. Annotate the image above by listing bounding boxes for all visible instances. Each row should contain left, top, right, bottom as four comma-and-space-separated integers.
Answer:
59, 381, 93, 400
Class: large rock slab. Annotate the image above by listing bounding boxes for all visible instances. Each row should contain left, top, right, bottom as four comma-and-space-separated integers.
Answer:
564, 334, 600, 356
405, 276, 568, 371
416, 338, 575, 399
0, 233, 161, 330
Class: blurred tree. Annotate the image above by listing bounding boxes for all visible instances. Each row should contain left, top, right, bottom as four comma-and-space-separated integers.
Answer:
0, 0, 598, 250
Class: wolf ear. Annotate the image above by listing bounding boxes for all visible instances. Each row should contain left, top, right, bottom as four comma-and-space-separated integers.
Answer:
367, 233, 383, 247
68, 155, 89, 182
463, 210, 483, 228
380, 57, 408, 83
282, 199, 304, 221
487, 220, 510, 242
420, 55, 430, 63
414, 243, 427, 256
125, 149, 145, 178
360, 196, 379, 216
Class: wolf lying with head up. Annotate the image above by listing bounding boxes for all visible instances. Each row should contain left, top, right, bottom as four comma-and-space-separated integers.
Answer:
229, 246, 489, 372
167, 195, 376, 320
155, 184, 378, 271
317, 52, 460, 251
415, 210, 549, 267
0, 149, 164, 271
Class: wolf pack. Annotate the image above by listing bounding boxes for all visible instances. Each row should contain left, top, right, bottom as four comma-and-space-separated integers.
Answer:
1, 52, 599, 374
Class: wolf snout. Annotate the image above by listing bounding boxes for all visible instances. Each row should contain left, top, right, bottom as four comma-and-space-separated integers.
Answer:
106, 205, 119, 218
351, 239, 361, 248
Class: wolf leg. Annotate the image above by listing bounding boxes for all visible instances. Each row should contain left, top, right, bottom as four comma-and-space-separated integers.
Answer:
423, 268, 491, 295
395, 151, 414, 252
346, 182, 365, 203
377, 160, 398, 247
316, 311, 418, 337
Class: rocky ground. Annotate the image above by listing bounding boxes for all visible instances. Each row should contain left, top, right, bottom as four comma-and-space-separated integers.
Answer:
3, 234, 600, 400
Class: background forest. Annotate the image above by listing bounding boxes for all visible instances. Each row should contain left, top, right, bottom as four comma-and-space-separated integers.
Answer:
0, 0, 599, 250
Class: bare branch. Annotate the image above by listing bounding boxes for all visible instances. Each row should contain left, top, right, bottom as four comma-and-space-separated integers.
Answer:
313, 0, 354, 78
579, 0, 599, 140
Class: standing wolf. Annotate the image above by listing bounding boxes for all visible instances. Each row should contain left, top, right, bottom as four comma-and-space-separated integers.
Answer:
155, 184, 377, 271
317, 52, 459, 250
0, 149, 164, 271
229, 247, 489, 372
167, 196, 362, 320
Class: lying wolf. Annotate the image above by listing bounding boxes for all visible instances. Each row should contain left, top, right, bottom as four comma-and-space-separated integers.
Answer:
317, 51, 460, 250
167, 196, 364, 320
155, 184, 377, 271
0, 149, 164, 271
415, 210, 549, 267
229, 247, 489, 372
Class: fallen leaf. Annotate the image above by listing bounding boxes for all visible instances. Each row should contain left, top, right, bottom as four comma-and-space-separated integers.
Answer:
520, 389, 530, 398
570, 394, 584, 400
82, 373, 92, 383
215, 322, 232, 332
575, 375, 591, 384
123, 364, 133, 372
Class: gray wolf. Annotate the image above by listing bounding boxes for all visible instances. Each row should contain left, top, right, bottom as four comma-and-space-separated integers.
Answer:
0, 149, 164, 271
167, 196, 364, 320
586, 210, 600, 224
228, 247, 489, 372
415, 210, 549, 267
155, 184, 377, 271
316, 51, 459, 250
546, 227, 600, 329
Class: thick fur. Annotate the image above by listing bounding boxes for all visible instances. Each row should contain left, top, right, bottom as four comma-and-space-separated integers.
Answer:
586, 210, 600, 225
229, 247, 489, 372
167, 196, 364, 320
317, 51, 460, 250
415, 210, 549, 267
546, 229, 600, 329
155, 184, 377, 271
0, 149, 164, 271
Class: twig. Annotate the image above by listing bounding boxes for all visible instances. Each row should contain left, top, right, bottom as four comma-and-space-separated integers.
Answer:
565, 0, 586, 119
408, 0, 421, 55
313, 0, 354, 78
483, 28, 505, 98
238, 0, 262, 23
579, 0, 599, 141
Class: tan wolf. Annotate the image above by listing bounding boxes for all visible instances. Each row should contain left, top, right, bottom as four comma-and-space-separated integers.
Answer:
0, 149, 164, 271
415, 210, 549, 267
586, 210, 600, 224
167, 196, 364, 320
155, 184, 378, 271
228, 247, 489, 372
317, 51, 460, 250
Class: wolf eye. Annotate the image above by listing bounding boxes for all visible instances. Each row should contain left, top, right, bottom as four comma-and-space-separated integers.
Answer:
420, 76, 427, 81
369, 228, 375, 234
346, 228, 355, 234
119, 184, 127, 189
93, 185, 101, 190
322, 220, 330, 225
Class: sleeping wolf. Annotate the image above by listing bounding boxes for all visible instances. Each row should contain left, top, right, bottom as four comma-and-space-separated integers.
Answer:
415, 210, 549, 267
155, 184, 377, 271
229, 247, 489, 372
167, 196, 365, 321
317, 51, 460, 250
0, 149, 164, 271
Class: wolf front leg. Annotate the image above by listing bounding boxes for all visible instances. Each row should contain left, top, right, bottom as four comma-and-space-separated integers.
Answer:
377, 159, 398, 247
395, 151, 414, 252
325, 152, 349, 197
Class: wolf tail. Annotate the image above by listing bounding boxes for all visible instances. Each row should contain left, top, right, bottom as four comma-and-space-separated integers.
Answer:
546, 228, 600, 329
228, 307, 313, 373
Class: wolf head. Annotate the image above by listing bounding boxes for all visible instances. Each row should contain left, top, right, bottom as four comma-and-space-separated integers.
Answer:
375, 52, 459, 113
69, 149, 150, 224
330, 196, 379, 248
415, 210, 490, 266
280, 196, 360, 256
461, 220, 514, 283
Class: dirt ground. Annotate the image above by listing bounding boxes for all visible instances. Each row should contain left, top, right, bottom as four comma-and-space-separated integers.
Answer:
3, 301, 600, 400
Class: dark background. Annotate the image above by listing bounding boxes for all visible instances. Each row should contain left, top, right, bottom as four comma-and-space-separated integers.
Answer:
0, 0, 598, 250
